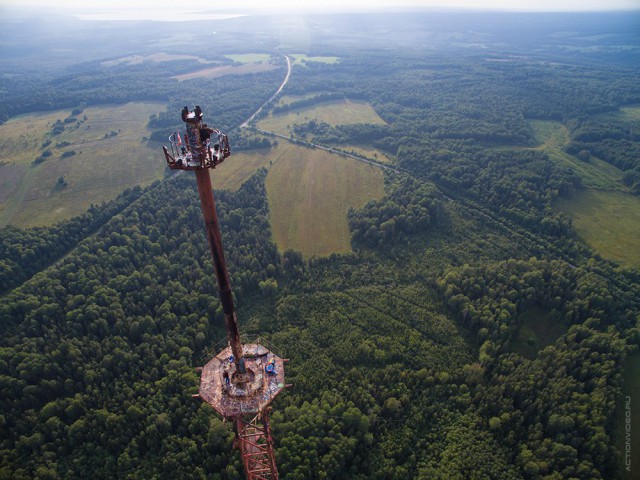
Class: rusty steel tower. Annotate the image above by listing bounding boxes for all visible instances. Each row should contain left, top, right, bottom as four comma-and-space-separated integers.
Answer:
163, 106, 287, 479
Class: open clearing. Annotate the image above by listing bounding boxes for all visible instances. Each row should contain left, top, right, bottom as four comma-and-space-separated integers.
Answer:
528, 120, 622, 190
339, 144, 395, 164
209, 150, 273, 192
618, 104, 640, 121
102, 53, 215, 67
173, 62, 277, 81
555, 189, 640, 268
226, 54, 273, 63
0, 102, 165, 228
265, 142, 385, 258
528, 120, 640, 267
595, 104, 640, 123
290, 54, 339, 65
508, 306, 568, 359
258, 99, 387, 136
275, 93, 325, 107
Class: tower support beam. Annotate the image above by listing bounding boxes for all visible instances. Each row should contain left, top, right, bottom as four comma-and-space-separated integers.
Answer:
236, 412, 279, 480
194, 168, 244, 371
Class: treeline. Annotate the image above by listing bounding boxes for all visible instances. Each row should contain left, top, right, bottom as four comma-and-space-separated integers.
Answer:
565, 115, 640, 194
0, 186, 145, 294
292, 120, 390, 148
0, 60, 286, 135
146, 68, 286, 137
0, 171, 284, 479
278, 51, 601, 253
272, 93, 345, 115
349, 175, 445, 250
230, 130, 275, 151
435, 258, 640, 478
2, 14, 640, 480
0, 168, 473, 479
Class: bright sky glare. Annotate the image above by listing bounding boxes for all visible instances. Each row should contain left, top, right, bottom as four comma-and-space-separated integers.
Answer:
2, 0, 639, 14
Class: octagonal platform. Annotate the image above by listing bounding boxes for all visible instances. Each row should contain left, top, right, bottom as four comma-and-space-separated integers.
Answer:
198, 343, 286, 417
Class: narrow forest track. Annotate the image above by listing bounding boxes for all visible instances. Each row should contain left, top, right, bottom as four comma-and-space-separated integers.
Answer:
240, 54, 291, 129
234, 53, 633, 297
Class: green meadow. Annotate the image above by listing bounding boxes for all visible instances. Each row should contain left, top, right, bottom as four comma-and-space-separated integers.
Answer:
528, 120, 622, 190
225, 53, 273, 63
509, 306, 568, 359
210, 149, 273, 192
525, 120, 639, 267
0, 102, 165, 228
208, 140, 386, 258
596, 104, 640, 122
339, 144, 395, 164
555, 189, 640, 268
257, 98, 387, 136
275, 93, 324, 107
264, 142, 385, 258
290, 54, 340, 65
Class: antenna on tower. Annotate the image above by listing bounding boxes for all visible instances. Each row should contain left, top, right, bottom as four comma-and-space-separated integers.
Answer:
163, 106, 287, 479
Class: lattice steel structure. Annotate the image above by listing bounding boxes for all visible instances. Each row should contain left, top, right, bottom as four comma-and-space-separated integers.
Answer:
163, 106, 286, 479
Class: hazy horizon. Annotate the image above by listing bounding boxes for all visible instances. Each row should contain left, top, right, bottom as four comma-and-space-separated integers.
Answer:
2, 0, 639, 22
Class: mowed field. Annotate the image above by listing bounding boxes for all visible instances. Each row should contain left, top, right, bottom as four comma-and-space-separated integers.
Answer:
596, 104, 640, 123
340, 144, 395, 164
528, 120, 622, 190
555, 189, 640, 267
173, 53, 279, 81
0, 102, 165, 227
257, 99, 387, 135
526, 119, 640, 267
264, 142, 385, 257
173, 63, 277, 81
289, 54, 340, 66
210, 149, 273, 192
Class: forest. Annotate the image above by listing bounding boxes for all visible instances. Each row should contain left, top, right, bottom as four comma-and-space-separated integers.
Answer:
1, 8, 640, 480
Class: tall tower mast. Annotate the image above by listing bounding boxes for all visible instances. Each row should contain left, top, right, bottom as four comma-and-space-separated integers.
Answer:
163, 106, 287, 479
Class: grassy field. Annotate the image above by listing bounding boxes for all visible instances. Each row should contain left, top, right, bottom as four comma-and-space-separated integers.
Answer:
340, 144, 395, 164
555, 189, 640, 267
0, 102, 166, 228
290, 54, 340, 65
102, 53, 215, 67
258, 99, 387, 136
275, 93, 325, 107
596, 104, 640, 123
225, 53, 273, 63
509, 306, 567, 359
264, 142, 385, 258
174, 63, 277, 81
173, 53, 277, 80
526, 119, 639, 267
528, 120, 622, 190
619, 104, 640, 121
210, 150, 273, 192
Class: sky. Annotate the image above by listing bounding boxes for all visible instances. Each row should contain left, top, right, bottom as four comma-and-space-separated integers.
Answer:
1, 0, 639, 19
2, 0, 639, 10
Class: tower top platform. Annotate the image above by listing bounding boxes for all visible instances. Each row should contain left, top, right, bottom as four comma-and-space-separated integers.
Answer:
162, 105, 230, 171
199, 343, 286, 418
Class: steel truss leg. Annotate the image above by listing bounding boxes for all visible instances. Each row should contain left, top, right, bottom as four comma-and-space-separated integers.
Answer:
235, 411, 279, 480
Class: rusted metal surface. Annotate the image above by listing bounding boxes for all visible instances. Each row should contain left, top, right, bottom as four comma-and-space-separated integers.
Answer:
199, 344, 286, 417
163, 108, 230, 171
162, 107, 284, 480
236, 412, 279, 480
194, 168, 245, 370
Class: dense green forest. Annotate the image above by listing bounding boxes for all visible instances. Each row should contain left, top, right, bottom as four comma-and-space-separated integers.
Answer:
1, 8, 640, 480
